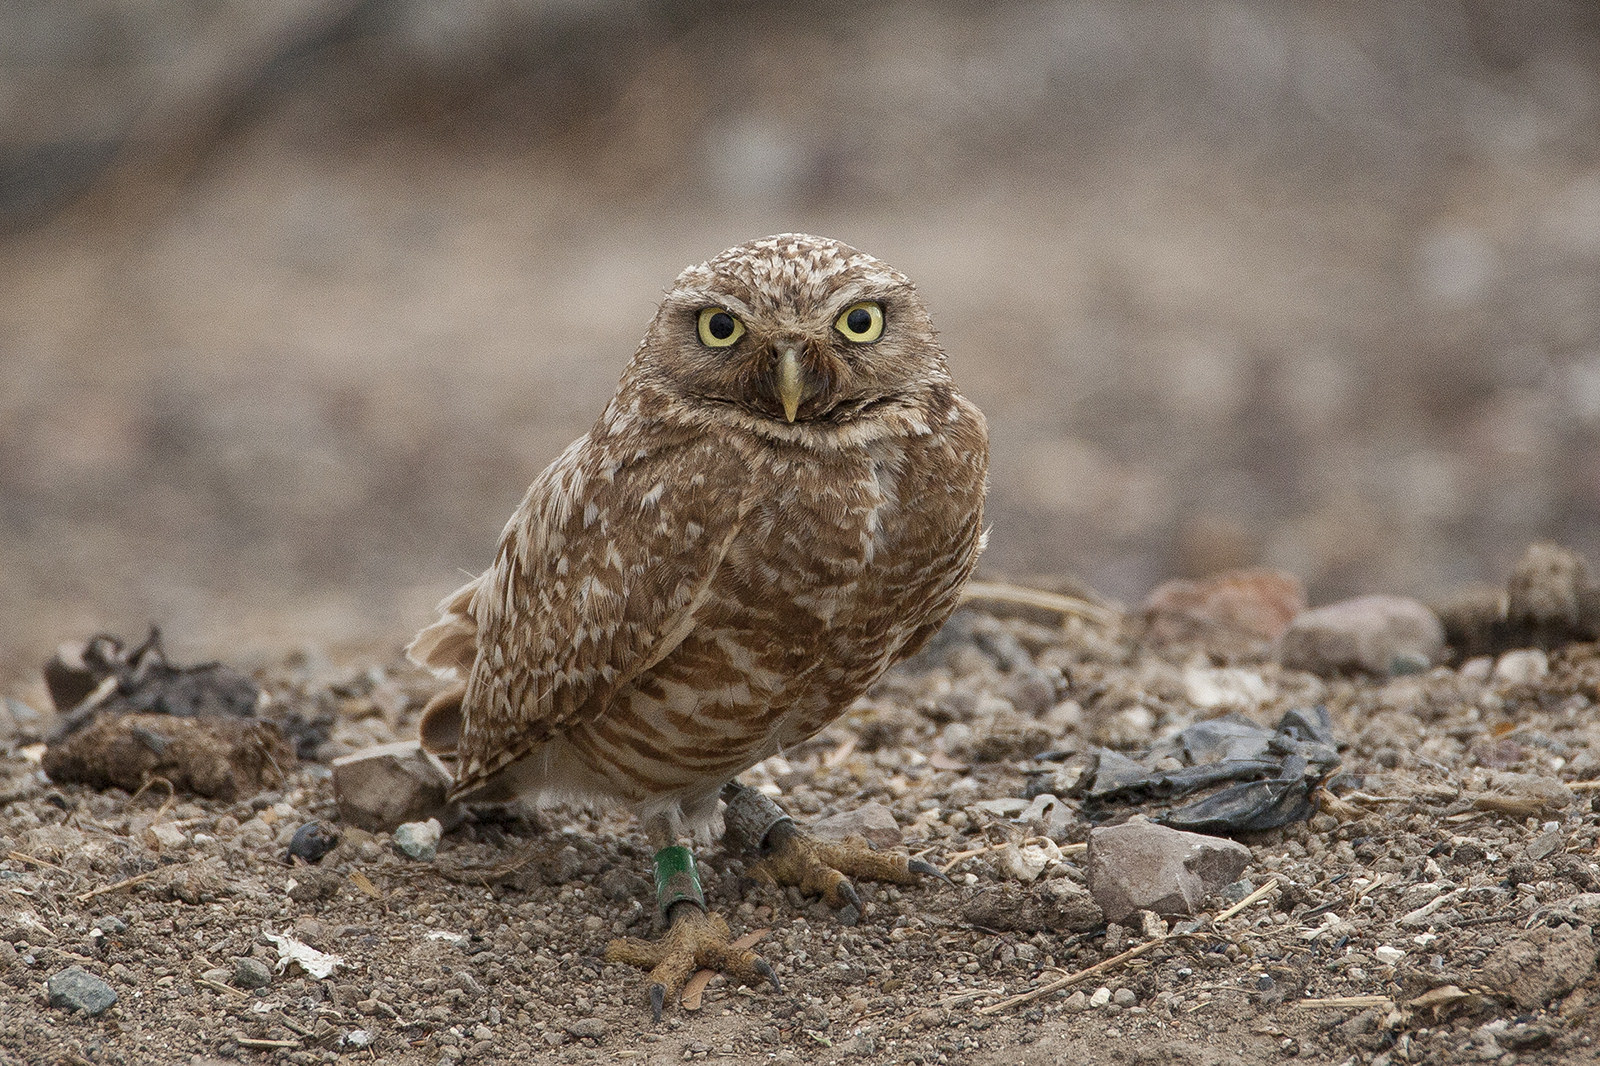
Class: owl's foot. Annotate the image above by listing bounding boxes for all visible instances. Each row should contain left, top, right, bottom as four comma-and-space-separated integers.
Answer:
604, 845, 779, 1020
722, 783, 949, 924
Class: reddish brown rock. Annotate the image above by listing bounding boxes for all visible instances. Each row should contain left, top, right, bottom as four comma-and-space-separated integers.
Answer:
1142, 569, 1306, 653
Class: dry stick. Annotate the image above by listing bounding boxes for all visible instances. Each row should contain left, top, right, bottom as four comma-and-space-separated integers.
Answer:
6, 851, 69, 874
940, 839, 1087, 875
977, 878, 1280, 1016
1212, 878, 1280, 923
235, 1037, 299, 1050
1566, 781, 1600, 792
680, 928, 771, 1010
959, 581, 1120, 626
75, 866, 175, 903
1296, 995, 1393, 1009
196, 977, 247, 999
977, 936, 1169, 1015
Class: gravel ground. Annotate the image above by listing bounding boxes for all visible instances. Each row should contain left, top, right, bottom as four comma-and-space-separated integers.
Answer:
6, 596, 1600, 1066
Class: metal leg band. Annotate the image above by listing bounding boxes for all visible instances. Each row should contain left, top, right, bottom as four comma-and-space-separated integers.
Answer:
720, 781, 795, 855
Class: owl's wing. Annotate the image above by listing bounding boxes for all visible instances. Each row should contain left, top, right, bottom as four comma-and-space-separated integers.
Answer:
415, 426, 749, 796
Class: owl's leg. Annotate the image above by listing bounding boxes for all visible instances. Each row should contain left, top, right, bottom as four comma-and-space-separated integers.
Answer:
604, 814, 780, 1021
722, 783, 949, 924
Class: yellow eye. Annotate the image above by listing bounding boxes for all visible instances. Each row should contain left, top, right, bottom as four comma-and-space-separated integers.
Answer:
835, 301, 884, 343
696, 307, 745, 348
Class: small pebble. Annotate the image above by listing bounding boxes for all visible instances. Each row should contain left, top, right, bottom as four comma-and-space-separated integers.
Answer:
565, 1017, 606, 1039
233, 956, 273, 989
393, 818, 442, 861
1493, 649, 1550, 685
287, 821, 341, 864
1112, 988, 1138, 1008
1089, 986, 1112, 1008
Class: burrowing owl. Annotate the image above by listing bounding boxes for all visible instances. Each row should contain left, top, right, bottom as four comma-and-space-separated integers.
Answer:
409, 233, 988, 1014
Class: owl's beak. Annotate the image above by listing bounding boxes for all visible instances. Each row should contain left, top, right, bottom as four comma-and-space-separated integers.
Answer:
777, 347, 804, 423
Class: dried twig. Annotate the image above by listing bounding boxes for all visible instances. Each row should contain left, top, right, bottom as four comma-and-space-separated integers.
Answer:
235, 1037, 299, 1050
1213, 878, 1281, 923
681, 928, 770, 1010
6, 851, 69, 874
939, 838, 1085, 875
977, 936, 1169, 1015
1295, 995, 1393, 1009
75, 865, 179, 902
959, 581, 1119, 626
197, 977, 247, 998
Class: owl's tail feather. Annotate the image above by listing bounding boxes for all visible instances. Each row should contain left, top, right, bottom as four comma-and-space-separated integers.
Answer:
408, 576, 480, 757
406, 577, 481, 678
418, 682, 465, 755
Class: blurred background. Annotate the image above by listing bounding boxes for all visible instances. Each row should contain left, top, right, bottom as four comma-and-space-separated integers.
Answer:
3, 0, 1600, 686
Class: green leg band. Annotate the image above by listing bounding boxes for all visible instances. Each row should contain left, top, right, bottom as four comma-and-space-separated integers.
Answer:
653, 845, 706, 921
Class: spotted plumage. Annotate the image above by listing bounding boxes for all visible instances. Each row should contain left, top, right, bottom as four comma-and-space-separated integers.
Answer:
409, 233, 988, 837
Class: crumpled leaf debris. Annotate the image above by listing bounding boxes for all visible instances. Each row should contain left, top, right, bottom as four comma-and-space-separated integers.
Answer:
264, 930, 345, 979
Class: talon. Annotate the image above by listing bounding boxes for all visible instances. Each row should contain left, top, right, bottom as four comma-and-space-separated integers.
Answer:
754, 957, 782, 994
836, 880, 861, 912
650, 982, 665, 1023
909, 858, 953, 884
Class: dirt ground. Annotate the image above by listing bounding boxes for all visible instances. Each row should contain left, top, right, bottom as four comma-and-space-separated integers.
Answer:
5, 1, 1600, 684
6, 597, 1600, 1066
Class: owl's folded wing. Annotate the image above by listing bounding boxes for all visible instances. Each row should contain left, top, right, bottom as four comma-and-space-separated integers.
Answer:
409, 427, 749, 797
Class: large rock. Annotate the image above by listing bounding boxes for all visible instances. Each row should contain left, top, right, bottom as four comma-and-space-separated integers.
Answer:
1087, 817, 1252, 923
331, 741, 456, 832
1479, 924, 1596, 1009
1277, 595, 1445, 677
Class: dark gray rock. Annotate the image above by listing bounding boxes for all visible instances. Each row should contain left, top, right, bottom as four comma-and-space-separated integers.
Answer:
232, 956, 272, 989
565, 1017, 606, 1039
47, 966, 117, 1015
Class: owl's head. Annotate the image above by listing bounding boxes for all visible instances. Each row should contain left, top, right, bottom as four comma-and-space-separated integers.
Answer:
629, 234, 948, 430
